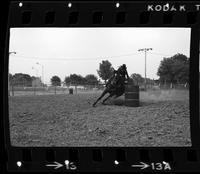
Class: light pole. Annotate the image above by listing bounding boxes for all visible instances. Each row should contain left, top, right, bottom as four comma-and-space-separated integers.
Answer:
32, 66, 38, 77
9, 51, 17, 75
32, 66, 38, 95
36, 62, 44, 86
9, 52, 16, 96
9, 51, 16, 55
138, 48, 153, 91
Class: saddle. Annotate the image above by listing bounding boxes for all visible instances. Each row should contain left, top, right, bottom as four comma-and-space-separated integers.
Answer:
106, 73, 124, 89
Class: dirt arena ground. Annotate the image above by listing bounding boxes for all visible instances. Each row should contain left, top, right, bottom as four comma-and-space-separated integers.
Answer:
9, 89, 191, 147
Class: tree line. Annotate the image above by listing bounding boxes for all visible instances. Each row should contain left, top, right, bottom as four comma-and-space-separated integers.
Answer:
9, 73, 42, 87
51, 74, 99, 86
9, 53, 189, 87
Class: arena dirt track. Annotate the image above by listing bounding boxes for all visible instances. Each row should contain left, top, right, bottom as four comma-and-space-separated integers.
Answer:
9, 90, 191, 146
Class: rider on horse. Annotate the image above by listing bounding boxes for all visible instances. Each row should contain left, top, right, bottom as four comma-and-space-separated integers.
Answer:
106, 64, 129, 88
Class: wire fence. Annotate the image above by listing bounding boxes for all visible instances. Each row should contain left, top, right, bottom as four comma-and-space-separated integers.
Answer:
8, 82, 189, 97
8, 85, 104, 96
139, 83, 189, 91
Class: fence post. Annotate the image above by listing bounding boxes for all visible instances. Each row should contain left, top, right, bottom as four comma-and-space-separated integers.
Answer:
184, 82, 187, 88
62, 86, 65, 94
34, 86, 36, 95
8, 85, 10, 96
170, 83, 173, 89
12, 85, 14, 96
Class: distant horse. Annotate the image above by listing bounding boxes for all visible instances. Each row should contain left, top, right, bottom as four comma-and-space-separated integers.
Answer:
92, 64, 129, 107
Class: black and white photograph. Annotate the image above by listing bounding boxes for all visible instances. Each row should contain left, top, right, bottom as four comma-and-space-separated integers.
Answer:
8, 28, 191, 146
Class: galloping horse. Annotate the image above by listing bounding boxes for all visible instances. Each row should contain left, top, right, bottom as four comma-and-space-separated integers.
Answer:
92, 64, 129, 107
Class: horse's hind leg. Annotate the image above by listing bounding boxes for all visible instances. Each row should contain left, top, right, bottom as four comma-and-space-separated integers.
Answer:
92, 90, 108, 107
102, 93, 114, 105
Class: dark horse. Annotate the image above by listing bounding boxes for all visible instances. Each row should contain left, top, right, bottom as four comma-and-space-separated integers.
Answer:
93, 64, 129, 107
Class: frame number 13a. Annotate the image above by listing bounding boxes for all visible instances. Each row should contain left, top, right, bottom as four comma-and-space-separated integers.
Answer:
151, 161, 171, 171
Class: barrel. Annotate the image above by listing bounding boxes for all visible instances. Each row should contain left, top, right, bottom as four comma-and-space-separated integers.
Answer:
69, 88, 73, 94
124, 84, 139, 107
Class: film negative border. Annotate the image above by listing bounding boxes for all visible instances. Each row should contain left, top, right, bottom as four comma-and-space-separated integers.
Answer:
7, 1, 200, 27
5, 148, 200, 172
2, 1, 200, 172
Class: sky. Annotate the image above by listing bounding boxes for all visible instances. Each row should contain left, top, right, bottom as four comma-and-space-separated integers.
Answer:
9, 28, 191, 84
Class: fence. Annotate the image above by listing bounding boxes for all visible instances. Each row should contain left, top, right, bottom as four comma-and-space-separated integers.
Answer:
157, 83, 189, 90
138, 83, 189, 91
8, 82, 189, 97
8, 85, 104, 96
